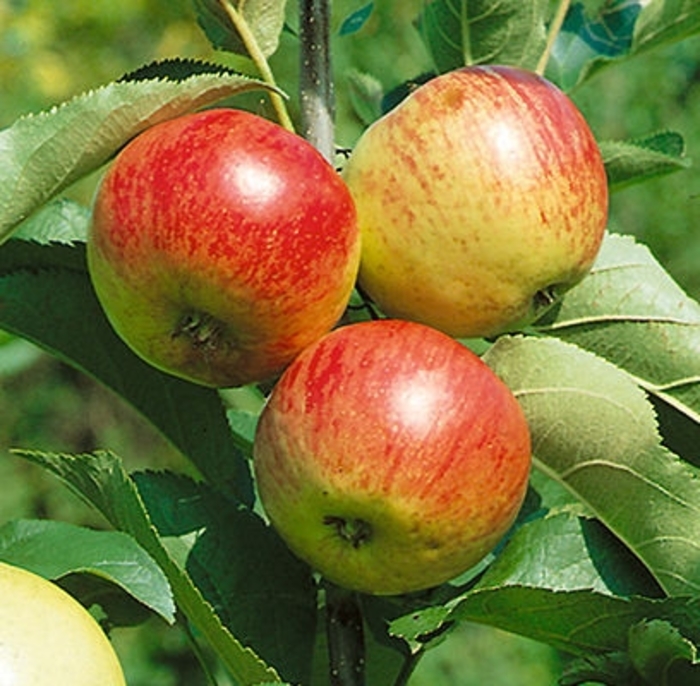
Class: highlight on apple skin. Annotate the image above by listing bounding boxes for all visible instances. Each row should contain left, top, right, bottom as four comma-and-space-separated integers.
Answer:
0, 561, 126, 686
87, 108, 360, 388
253, 319, 532, 596
343, 65, 609, 339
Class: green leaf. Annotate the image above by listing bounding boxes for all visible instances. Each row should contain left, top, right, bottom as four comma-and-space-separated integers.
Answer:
339, 3, 375, 36
345, 69, 384, 126
194, 0, 287, 57
549, 1, 700, 90
11, 197, 90, 244
0, 518, 175, 624
0, 59, 271, 243
477, 512, 662, 599
417, 0, 549, 73
535, 233, 700, 426
629, 619, 700, 685
633, 0, 700, 54
483, 335, 700, 596
134, 471, 317, 685
395, 586, 700, 659
0, 235, 253, 505
601, 132, 691, 192
548, 1, 643, 90
12, 450, 282, 685
560, 652, 640, 686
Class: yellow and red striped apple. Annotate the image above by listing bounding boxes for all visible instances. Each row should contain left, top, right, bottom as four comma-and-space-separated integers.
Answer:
343, 65, 608, 338
88, 109, 360, 387
253, 319, 531, 595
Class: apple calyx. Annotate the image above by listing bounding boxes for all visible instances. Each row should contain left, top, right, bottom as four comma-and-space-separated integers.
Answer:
172, 311, 227, 352
324, 515, 372, 549
533, 284, 561, 312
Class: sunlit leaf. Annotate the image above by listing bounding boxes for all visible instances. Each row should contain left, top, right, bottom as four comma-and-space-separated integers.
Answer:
536, 233, 700, 426
0, 59, 271, 243
194, 0, 287, 57
601, 131, 690, 192
417, 0, 548, 73
484, 335, 700, 596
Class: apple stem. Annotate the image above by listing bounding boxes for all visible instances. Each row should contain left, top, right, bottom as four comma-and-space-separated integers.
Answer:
325, 582, 367, 686
536, 0, 572, 76
299, 0, 335, 161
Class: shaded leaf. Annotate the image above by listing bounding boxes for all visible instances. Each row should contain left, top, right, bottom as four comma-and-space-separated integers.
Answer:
548, 0, 642, 90
601, 132, 690, 192
135, 471, 317, 685
0, 234, 253, 505
417, 0, 548, 73
560, 651, 645, 685
629, 619, 700, 685
484, 335, 700, 596
339, 3, 375, 36
535, 233, 700, 426
194, 0, 287, 57
549, 1, 700, 90
0, 518, 174, 623
0, 59, 271, 242
12, 450, 282, 685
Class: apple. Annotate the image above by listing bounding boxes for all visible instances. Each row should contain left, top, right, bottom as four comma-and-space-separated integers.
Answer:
88, 108, 360, 387
342, 65, 608, 338
0, 561, 126, 685
253, 319, 531, 595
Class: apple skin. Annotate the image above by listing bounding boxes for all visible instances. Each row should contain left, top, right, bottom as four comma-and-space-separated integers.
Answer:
343, 65, 608, 338
0, 562, 126, 685
253, 319, 531, 595
88, 108, 360, 387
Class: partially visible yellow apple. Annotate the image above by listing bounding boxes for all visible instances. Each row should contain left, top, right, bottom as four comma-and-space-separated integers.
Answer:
343, 65, 608, 338
0, 562, 126, 686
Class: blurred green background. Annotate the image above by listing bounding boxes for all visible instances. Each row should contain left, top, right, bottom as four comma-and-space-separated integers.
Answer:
1, 1, 698, 684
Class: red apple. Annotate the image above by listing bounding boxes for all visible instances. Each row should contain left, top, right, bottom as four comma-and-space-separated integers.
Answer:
343, 65, 608, 338
88, 109, 360, 387
253, 319, 531, 595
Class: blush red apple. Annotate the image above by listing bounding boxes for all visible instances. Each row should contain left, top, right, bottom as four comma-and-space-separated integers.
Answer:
88, 108, 360, 387
253, 319, 531, 595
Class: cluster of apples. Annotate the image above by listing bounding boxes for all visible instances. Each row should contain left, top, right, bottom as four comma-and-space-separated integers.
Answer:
88, 66, 608, 595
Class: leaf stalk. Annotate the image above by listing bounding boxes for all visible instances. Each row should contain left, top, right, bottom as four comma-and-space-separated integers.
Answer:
218, 0, 295, 131
536, 0, 572, 76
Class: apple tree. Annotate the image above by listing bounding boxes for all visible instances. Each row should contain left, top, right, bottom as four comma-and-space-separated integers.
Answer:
1, 1, 700, 685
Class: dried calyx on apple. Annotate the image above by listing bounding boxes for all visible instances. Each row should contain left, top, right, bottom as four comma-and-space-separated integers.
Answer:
253, 319, 532, 596
343, 64, 609, 338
